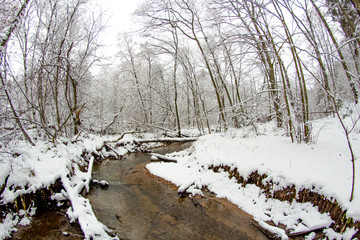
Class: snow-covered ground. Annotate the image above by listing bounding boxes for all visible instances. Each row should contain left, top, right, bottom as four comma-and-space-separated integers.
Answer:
147, 106, 360, 239
0, 132, 160, 240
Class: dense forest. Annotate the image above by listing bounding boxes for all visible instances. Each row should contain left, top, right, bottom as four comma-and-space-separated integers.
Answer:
1, 0, 359, 143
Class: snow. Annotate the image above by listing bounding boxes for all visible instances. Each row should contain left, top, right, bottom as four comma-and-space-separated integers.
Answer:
0, 207, 36, 239
147, 161, 333, 239
0, 132, 146, 239
305, 232, 316, 240
324, 227, 358, 240
0, 213, 18, 239
147, 106, 360, 239
0, 141, 74, 204
61, 174, 117, 240
257, 219, 288, 240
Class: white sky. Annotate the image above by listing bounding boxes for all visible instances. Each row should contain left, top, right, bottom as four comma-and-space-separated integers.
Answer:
96, 0, 144, 58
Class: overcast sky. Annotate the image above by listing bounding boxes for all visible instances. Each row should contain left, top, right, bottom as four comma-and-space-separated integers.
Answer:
96, 0, 144, 58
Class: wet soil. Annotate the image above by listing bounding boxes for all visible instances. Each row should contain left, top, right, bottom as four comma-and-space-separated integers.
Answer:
88, 143, 269, 240
12, 207, 83, 240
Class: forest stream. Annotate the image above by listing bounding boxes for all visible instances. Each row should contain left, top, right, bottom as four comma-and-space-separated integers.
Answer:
13, 143, 269, 240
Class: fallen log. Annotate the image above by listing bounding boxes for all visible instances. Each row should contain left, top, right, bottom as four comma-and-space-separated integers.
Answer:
250, 220, 287, 240
109, 131, 141, 143
61, 174, 116, 240
104, 143, 121, 158
135, 137, 197, 144
114, 137, 197, 147
84, 156, 94, 193
150, 153, 178, 163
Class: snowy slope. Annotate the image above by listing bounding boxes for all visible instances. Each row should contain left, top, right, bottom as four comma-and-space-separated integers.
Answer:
147, 107, 360, 239
0, 134, 125, 239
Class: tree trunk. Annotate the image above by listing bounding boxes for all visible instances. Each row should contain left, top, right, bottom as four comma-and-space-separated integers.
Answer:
0, 69, 35, 146
310, 0, 359, 104
269, 0, 310, 142
171, 28, 182, 137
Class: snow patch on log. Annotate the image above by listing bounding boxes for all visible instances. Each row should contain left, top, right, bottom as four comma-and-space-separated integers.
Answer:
150, 153, 178, 163
61, 173, 117, 240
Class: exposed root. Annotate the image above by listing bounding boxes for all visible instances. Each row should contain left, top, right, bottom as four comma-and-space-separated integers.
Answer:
0, 178, 63, 214
209, 164, 360, 237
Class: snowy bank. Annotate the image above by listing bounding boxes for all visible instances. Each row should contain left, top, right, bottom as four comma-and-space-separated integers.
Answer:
147, 112, 360, 239
0, 133, 122, 239
0, 132, 178, 239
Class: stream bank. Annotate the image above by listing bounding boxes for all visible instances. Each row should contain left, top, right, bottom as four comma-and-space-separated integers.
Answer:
88, 143, 268, 240
1, 133, 197, 239
11, 142, 268, 239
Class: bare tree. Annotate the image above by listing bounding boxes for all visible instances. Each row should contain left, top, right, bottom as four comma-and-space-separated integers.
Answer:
137, 0, 228, 130
123, 34, 149, 126
1, 0, 104, 142
0, 0, 34, 145
310, 0, 359, 104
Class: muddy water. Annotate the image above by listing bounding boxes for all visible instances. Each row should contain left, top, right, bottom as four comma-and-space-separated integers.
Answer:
88, 143, 268, 240
12, 207, 84, 240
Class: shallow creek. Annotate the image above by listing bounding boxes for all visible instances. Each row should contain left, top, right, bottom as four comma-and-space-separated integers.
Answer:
88, 143, 268, 240
13, 143, 268, 240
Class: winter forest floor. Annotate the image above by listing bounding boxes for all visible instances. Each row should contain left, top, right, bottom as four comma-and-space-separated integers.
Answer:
0, 107, 360, 239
